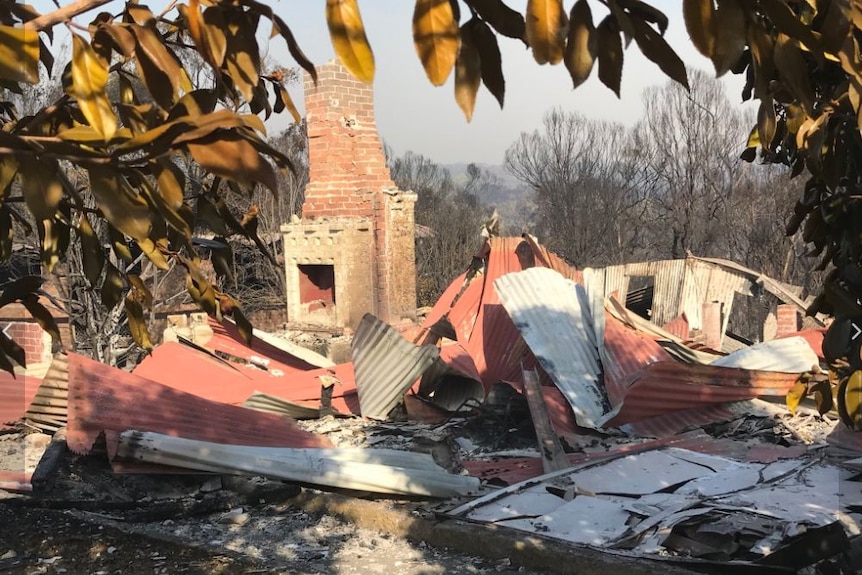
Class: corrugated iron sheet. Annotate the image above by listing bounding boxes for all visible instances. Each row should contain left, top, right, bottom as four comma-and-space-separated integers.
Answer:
495, 267, 607, 429
23, 353, 68, 432
66, 352, 332, 473
134, 342, 359, 415
352, 314, 440, 420
418, 343, 485, 412
662, 315, 690, 340
710, 337, 819, 372
242, 391, 324, 419
206, 317, 326, 372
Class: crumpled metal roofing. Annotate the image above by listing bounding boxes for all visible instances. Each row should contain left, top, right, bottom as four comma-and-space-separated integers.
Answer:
352, 313, 440, 420
206, 317, 329, 372
417, 343, 485, 412
710, 336, 819, 372
422, 236, 579, 390
23, 353, 68, 433
134, 342, 359, 415
495, 267, 607, 429
66, 352, 331, 472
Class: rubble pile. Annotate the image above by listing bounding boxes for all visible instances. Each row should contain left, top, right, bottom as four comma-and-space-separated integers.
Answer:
2, 236, 860, 573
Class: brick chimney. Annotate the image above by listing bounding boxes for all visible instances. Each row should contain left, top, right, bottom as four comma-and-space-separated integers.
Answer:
280, 60, 417, 331
303, 62, 397, 219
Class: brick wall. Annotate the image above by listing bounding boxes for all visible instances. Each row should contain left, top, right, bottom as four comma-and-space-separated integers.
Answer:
776, 304, 800, 337
0, 301, 68, 368
303, 60, 398, 220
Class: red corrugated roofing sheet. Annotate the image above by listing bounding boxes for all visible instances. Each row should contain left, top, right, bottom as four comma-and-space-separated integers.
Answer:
602, 314, 673, 407
778, 328, 825, 359
66, 353, 332, 472
207, 318, 321, 372
133, 342, 359, 415
0, 372, 41, 429
662, 314, 690, 340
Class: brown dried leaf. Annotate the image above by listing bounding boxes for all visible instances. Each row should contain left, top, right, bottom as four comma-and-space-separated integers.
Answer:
712, 0, 747, 76
683, 0, 715, 53
77, 215, 104, 286
467, 0, 526, 41
101, 263, 124, 309
413, 0, 461, 86
18, 156, 63, 221
326, 0, 375, 83
564, 0, 596, 89
125, 294, 153, 350
471, 18, 505, 108
454, 22, 481, 121
88, 166, 153, 242
127, 273, 153, 310
525, 0, 566, 65
631, 17, 688, 89
774, 32, 816, 117
223, 11, 261, 103
0, 330, 25, 369
186, 131, 278, 192
130, 24, 183, 109
597, 16, 623, 97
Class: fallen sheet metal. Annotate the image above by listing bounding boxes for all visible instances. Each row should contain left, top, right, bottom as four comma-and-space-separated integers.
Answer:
453, 446, 862, 568
66, 353, 331, 473
0, 372, 42, 429
495, 267, 607, 429
117, 430, 480, 498
242, 391, 324, 420
709, 337, 819, 372
23, 353, 68, 433
134, 342, 360, 415
352, 314, 440, 420
206, 317, 330, 371
417, 342, 485, 412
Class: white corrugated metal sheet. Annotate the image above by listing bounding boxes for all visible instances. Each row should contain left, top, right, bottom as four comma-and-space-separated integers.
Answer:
710, 336, 819, 372
495, 267, 608, 429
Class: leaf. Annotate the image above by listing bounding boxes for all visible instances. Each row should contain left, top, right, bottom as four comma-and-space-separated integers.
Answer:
101, 263, 124, 309
0, 330, 25, 369
231, 300, 253, 345
811, 379, 834, 416
564, 0, 596, 89
470, 18, 505, 108
620, 0, 669, 35
209, 237, 235, 283
168, 89, 218, 121
137, 237, 170, 270
68, 34, 117, 141
185, 270, 218, 315
786, 379, 806, 414
186, 131, 279, 192
223, 11, 261, 102
273, 85, 301, 123
77, 215, 105, 286
467, 0, 526, 41
454, 22, 481, 121
88, 167, 152, 242
525, 0, 566, 65
761, 0, 819, 52
21, 295, 62, 347
125, 294, 153, 350
97, 22, 137, 60
630, 16, 688, 89
154, 159, 186, 211
596, 16, 623, 97
0, 207, 12, 263
108, 225, 133, 262
413, 0, 461, 86
774, 33, 817, 117
0, 276, 44, 308
0, 24, 39, 84
17, 156, 63, 221
712, 0, 747, 76
37, 217, 69, 274
326, 0, 375, 83
757, 99, 777, 150
129, 24, 184, 109
127, 274, 153, 310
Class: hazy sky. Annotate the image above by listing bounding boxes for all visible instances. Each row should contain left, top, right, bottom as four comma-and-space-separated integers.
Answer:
31, 0, 750, 165
273, 1, 750, 165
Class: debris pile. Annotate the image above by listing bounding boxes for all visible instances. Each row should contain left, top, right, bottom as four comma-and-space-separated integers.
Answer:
3, 235, 861, 573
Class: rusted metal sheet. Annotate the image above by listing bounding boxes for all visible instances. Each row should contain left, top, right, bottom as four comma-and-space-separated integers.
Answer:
662, 315, 690, 340
134, 342, 359, 415
66, 353, 331, 472
23, 353, 68, 433
621, 404, 736, 438
242, 392, 324, 420
352, 314, 440, 420
418, 343, 485, 412
0, 471, 32, 492
206, 317, 327, 372
496, 267, 607, 429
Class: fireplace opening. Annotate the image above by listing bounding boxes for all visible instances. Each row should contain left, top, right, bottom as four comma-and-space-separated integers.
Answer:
298, 264, 336, 306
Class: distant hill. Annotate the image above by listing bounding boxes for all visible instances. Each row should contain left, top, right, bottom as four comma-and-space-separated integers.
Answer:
444, 163, 535, 235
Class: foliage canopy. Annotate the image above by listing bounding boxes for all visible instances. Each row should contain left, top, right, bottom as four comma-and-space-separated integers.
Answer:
0, 0, 859, 377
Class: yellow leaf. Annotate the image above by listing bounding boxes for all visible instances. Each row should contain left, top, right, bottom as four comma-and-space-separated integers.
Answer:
186, 131, 278, 192
564, 0, 596, 89
137, 237, 170, 270
0, 25, 39, 84
786, 380, 806, 415
454, 22, 481, 121
125, 294, 153, 350
18, 156, 63, 221
68, 34, 117, 141
326, 0, 375, 83
413, 0, 460, 86
683, 0, 715, 58
526, 0, 566, 65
